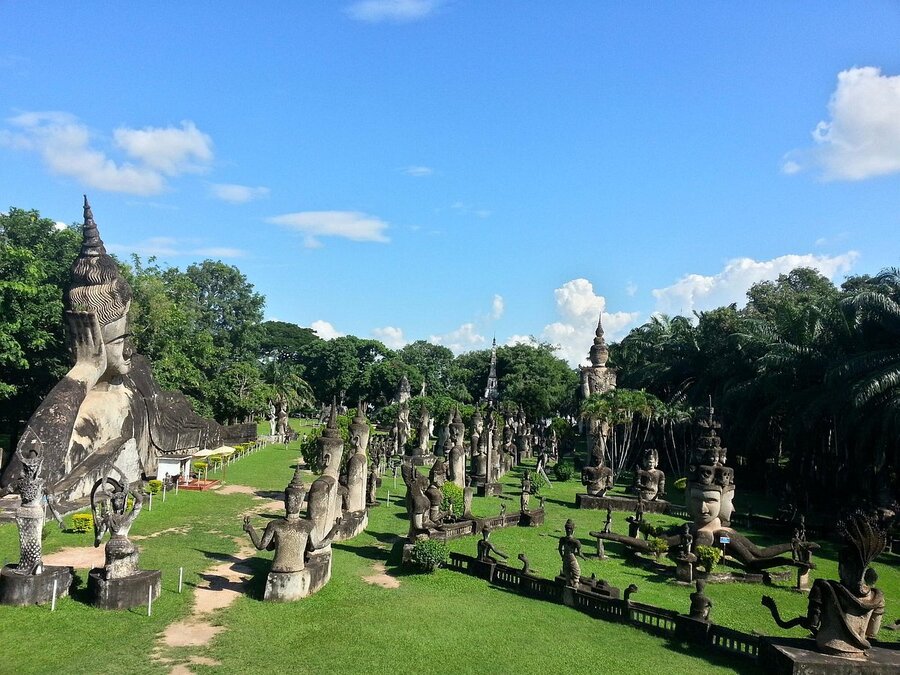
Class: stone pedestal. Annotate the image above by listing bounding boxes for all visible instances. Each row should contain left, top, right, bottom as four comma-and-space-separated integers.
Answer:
796, 566, 811, 592
0, 564, 73, 606
575, 493, 669, 513
88, 568, 161, 610
263, 553, 332, 602
476, 482, 502, 497
519, 509, 545, 527
334, 510, 367, 541
675, 557, 695, 583
760, 638, 900, 674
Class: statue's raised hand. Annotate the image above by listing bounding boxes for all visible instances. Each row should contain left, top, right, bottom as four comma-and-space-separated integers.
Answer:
242, 515, 253, 533
66, 310, 107, 386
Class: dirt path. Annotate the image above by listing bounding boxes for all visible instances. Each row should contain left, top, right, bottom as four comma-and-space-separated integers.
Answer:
362, 562, 400, 589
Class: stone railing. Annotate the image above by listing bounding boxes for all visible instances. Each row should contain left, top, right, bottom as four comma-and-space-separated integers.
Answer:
446, 552, 760, 665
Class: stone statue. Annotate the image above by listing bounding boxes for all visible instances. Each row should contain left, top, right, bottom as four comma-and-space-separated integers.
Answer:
448, 408, 466, 489
276, 400, 290, 440
632, 448, 666, 501
580, 313, 617, 398
366, 463, 378, 507
308, 404, 345, 542
397, 403, 411, 454
91, 475, 144, 579
268, 401, 277, 437
688, 580, 712, 621
462, 475, 474, 520
425, 459, 447, 524
9, 449, 61, 574
518, 553, 534, 576
558, 519, 584, 587
346, 402, 369, 513
414, 404, 431, 456
477, 526, 508, 563
679, 522, 694, 559
0, 198, 249, 509
435, 413, 451, 457
520, 470, 532, 513
581, 435, 613, 497
603, 507, 613, 534
762, 512, 886, 658
394, 375, 411, 404
401, 461, 432, 539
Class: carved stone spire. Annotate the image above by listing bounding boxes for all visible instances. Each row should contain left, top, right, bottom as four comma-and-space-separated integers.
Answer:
483, 337, 500, 405
589, 313, 609, 367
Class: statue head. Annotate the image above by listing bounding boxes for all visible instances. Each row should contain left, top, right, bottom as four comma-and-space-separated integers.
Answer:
564, 518, 575, 536
641, 448, 659, 470
836, 512, 886, 596
285, 467, 306, 515
686, 485, 722, 527
66, 197, 135, 377
481, 525, 491, 539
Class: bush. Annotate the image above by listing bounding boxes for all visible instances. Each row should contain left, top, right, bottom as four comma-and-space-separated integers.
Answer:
298, 428, 324, 473
530, 471, 548, 496
193, 461, 208, 474
648, 537, 669, 560
440, 482, 464, 517
696, 545, 722, 572
208, 454, 223, 468
638, 521, 665, 538
71, 513, 93, 533
146, 480, 163, 495
673, 477, 687, 491
409, 538, 449, 573
553, 461, 574, 482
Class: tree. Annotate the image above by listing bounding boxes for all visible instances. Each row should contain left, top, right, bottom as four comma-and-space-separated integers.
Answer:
259, 320, 320, 363
581, 389, 661, 480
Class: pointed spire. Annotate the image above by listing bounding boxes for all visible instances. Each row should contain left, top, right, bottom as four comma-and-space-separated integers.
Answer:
589, 312, 609, 367
80, 194, 107, 257
323, 398, 340, 438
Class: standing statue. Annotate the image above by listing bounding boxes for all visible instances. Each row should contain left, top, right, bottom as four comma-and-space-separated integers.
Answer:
366, 463, 379, 507
268, 401, 277, 437
520, 470, 532, 513
425, 459, 448, 524
688, 580, 713, 621
414, 404, 431, 456
401, 461, 432, 539
448, 408, 466, 489
397, 403, 411, 454
762, 512, 886, 658
243, 468, 343, 601
558, 519, 584, 587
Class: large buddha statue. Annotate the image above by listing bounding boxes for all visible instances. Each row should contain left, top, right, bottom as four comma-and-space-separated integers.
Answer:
447, 408, 466, 489
0, 198, 244, 510
346, 401, 369, 513
632, 448, 666, 502
581, 435, 613, 497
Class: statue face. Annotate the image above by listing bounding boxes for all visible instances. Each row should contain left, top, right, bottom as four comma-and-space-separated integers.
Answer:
687, 486, 721, 526
643, 453, 658, 470
720, 487, 735, 523
101, 314, 132, 376
285, 490, 303, 515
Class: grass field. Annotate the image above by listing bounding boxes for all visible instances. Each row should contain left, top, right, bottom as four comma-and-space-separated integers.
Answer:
0, 420, 895, 674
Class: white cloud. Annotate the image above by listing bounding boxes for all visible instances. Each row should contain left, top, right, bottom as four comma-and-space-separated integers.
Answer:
53, 221, 67, 231
345, 0, 442, 23
1, 112, 214, 195
506, 335, 537, 347
429, 322, 486, 355
534, 279, 640, 367
491, 294, 504, 320
372, 325, 406, 349
785, 67, 900, 180
267, 210, 390, 248
450, 201, 491, 218
403, 165, 433, 176
108, 237, 245, 259
652, 252, 859, 316
210, 183, 270, 204
625, 281, 638, 297
310, 320, 344, 340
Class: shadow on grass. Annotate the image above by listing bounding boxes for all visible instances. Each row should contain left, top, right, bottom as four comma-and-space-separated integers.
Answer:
333, 543, 388, 562
254, 490, 284, 501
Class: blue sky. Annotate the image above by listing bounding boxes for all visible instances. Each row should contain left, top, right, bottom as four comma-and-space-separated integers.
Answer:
2, 2, 899, 364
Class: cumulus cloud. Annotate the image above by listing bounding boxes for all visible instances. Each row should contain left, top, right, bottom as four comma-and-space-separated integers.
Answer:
267, 211, 390, 248
107, 237, 244, 259
506, 335, 537, 347
429, 323, 486, 354
652, 252, 859, 316
491, 294, 504, 320
403, 165, 433, 176
311, 320, 344, 340
0, 112, 214, 195
372, 326, 406, 349
345, 0, 442, 22
210, 183, 270, 204
784, 67, 900, 180
534, 279, 640, 367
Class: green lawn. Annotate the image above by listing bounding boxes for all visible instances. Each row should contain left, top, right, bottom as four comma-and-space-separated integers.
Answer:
0, 423, 895, 674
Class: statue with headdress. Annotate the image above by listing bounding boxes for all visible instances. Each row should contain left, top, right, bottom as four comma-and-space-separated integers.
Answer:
0, 198, 247, 512
90, 472, 144, 579
762, 511, 887, 659
632, 447, 666, 502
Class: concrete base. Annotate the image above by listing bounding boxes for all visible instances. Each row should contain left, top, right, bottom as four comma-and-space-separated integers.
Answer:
519, 509, 545, 527
576, 493, 669, 513
88, 568, 161, 610
675, 556, 696, 583
263, 553, 332, 601
0, 564, 73, 606
476, 482, 503, 497
760, 638, 900, 674
334, 510, 367, 541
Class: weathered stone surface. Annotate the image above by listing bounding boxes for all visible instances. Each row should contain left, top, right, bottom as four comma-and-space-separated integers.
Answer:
263, 553, 331, 602
476, 482, 502, 497
576, 493, 669, 513
334, 510, 367, 541
0, 564, 73, 606
88, 567, 161, 610
519, 508, 545, 527
760, 638, 900, 675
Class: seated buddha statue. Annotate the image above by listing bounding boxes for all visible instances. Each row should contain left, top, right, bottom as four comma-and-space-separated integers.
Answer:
632, 448, 666, 501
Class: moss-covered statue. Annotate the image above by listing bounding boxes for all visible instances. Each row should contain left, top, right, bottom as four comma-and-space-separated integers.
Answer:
0, 197, 245, 511
762, 512, 886, 658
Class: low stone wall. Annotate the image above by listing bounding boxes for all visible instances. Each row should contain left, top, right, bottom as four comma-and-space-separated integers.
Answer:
447, 552, 761, 665
427, 510, 544, 542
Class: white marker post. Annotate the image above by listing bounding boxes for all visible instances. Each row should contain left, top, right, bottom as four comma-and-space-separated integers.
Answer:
163, 483, 167, 502
148, 492, 153, 512
50, 579, 58, 612
147, 585, 153, 617
178, 566, 184, 593
175, 478, 179, 496
386, 490, 390, 506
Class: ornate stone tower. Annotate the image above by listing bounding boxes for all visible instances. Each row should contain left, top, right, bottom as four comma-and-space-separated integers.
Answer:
483, 337, 500, 407
580, 313, 617, 398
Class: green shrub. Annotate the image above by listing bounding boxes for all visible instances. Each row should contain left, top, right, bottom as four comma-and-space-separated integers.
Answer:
696, 545, 722, 572
530, 471, 548, 496
409, 538, 449, 573
648, 537, 669, 560
71, 513, 93, 533
298, 428, 324, 473
208, 454, 223, 468
639, 521, 664, 538
440, 482, 464, 517
673, 477, 687, 490
193, 461, 208, 473
553, 461, 574, 482
146, 479, 163, 495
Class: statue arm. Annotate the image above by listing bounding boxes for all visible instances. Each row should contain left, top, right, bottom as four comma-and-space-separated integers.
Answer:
309, 517, 343, 550
727, 533, 818, 568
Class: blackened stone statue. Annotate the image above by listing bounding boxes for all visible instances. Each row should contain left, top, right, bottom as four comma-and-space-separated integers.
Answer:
477, 526, 508, 563
632, 447, 666, 502
558, 519, 583, 587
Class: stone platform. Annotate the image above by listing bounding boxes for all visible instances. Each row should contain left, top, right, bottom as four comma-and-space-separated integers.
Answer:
263, 553, 331, 601
0, 564, 73, 606
760, 637, 900, 674
406, 454, 436, 467
575, 493, 669, 514
88, 568, 161, 610
476, 482, 503, 497
519, 509, 545, 527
